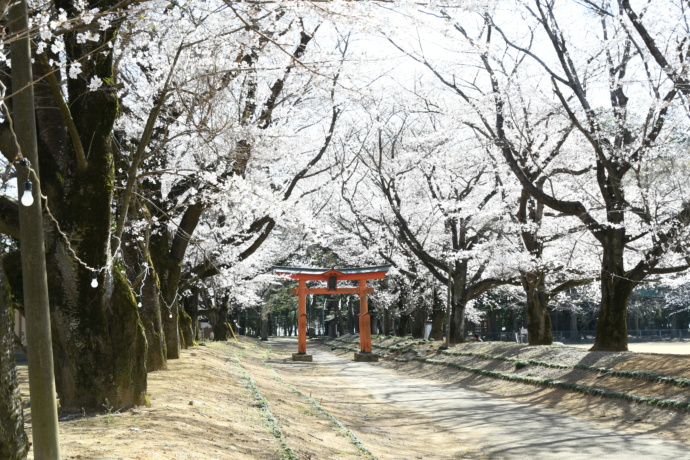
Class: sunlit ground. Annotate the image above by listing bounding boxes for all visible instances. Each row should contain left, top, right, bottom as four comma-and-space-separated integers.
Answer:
569, 342, 690, 355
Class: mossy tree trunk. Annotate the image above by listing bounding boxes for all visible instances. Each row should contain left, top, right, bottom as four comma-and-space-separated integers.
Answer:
149, 202, 205, 357
14, 0, 148, 412
122, 199, 167, 372
0, 262, 28, 460
179, 309, 194, 347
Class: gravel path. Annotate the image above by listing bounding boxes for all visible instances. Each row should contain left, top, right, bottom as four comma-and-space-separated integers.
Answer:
309, 344, 688, 459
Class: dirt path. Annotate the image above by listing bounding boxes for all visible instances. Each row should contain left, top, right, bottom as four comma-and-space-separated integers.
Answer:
18, 336, 690, 459
264, 340, 483, 459
22, 339, 481, 459
270, 339, 687, 459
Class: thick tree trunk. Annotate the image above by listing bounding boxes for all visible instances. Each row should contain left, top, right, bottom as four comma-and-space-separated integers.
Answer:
149, 202, 204, 358
522, 273, 553, 345
0, 264, 29, 460
138, 272, 167, 371
394, 293, 409, 337
449, 268, 468, 343
260, 305, 269, 341
47, 265, 147, 411
396, 313, 410, 337
239, 310, 246, 336
161, 298, 180, 358
121, 204, 167, 372
34, 32, 148, 409
212, 305, 230, 341
591, 276, 632, 351
179, 309, 194, 347
370, 310, 379, 335
381, 306, 390, 335
569, 311, 579, 341
591, 232, 633, 351
149, 228, 180, 358
347, 298, 354, 334
448, 299, 467, 343
429, 286, 445, 340
183, 290, 200, 341
2, 8, 146, 411
411, 300, 426, 339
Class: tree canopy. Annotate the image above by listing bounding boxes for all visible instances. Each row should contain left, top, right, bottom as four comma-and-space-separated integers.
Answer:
0, 0, 689, 421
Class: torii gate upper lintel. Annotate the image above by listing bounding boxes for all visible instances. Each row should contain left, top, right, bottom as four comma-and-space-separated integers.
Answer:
273, 265, 391, 362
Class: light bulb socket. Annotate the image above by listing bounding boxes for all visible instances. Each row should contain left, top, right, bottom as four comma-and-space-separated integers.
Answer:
23, 180, 32, 192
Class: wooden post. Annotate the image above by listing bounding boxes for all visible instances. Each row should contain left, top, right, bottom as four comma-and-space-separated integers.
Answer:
298, 279, 307, 353
293, 279, 312, 361
359, 280, 371, 353
355, 280, 377, 361
11, 0, 61, 457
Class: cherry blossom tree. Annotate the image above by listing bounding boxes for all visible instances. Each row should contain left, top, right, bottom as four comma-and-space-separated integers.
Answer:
0, 0, 153, 411
113, 1, 346, 361
485, 1, 690, 350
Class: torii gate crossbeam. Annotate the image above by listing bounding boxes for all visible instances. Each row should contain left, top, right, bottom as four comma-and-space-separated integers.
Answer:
274, 265, 391, 362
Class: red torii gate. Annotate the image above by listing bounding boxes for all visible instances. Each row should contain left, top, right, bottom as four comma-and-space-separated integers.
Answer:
274, 265, 391, 362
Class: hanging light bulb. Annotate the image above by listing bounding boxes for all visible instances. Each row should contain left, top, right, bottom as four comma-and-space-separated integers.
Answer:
21, 180, 34, 207
91, 274, 98, 288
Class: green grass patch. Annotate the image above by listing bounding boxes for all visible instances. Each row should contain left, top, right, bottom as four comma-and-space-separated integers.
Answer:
234, 356, 298, 460
267, 367, 378, 459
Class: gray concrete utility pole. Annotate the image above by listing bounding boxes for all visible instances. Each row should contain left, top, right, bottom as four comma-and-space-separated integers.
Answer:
10, 0, 62, 457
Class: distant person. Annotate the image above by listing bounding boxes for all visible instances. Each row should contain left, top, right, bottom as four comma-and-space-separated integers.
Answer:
473, 333, 482, 342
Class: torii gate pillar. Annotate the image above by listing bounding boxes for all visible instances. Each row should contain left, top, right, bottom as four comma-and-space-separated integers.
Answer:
294, 279, 311, 361
354, 279, 378, 362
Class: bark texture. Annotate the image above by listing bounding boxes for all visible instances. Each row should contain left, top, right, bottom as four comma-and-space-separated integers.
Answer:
411, 299, 427, 339
590, 231, 632, 351
522, 273, 553, 346
20, 0, 148, 410
428, 286, 445, 340
122, 200, 167, 372
0, 263, 28, 460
